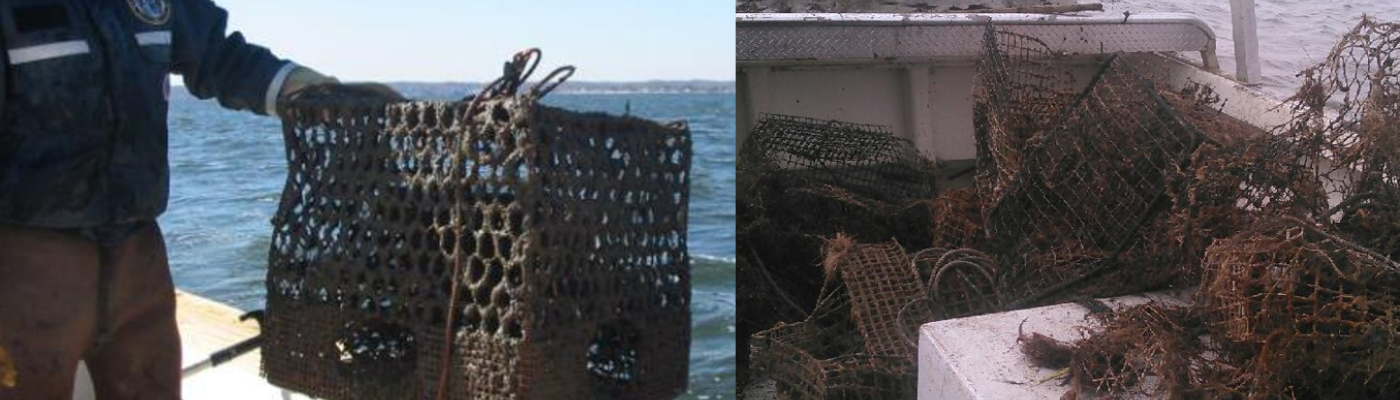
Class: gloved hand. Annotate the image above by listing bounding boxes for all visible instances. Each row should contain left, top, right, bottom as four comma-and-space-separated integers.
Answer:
278, 66, 338, 98
278, 67, 406, 104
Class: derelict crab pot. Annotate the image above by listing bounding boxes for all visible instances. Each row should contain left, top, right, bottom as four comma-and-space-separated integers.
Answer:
260, 51, 692, 400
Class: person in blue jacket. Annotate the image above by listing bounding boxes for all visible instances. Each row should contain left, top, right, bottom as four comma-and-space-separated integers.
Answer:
0, 0, 398, 398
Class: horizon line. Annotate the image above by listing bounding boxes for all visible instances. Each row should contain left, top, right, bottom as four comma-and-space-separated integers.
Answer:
171, 79, 736, 87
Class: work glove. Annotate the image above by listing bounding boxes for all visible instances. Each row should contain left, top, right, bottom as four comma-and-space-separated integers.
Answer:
276, 66, 406, 112
278, 66, 337, 98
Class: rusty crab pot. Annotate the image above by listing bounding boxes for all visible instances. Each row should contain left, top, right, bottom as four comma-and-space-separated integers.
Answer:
259, 51, 692, 400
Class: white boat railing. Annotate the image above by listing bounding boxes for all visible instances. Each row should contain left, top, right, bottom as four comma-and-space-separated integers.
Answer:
1229, 0, 1263, 84
737, 12, 1221, 71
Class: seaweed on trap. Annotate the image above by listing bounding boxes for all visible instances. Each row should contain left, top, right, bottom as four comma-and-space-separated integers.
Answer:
1035, 218, 1400, 400
737, 114, 942, 392
1026, 17, 1400, 400
742, 24, 1262, 399
746, 16, 1400, 399
264, 50, 691, 400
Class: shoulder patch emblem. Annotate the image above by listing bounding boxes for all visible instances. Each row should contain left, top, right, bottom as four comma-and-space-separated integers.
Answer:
127, 0, 171, 25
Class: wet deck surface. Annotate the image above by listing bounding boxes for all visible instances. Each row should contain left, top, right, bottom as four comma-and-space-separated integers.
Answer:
174, 291, 315, 400
74, 291, 313, 400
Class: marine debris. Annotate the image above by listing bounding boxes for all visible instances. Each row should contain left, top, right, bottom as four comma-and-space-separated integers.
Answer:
737, 114, 939, 391
262, 49, 693, 400
741, 17, 1400, 400
1029, 17, 1400, 400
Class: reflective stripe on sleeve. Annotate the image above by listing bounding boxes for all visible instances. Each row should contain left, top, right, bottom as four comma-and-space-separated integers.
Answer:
135, 31, 172, 46
8, 41, 91, 65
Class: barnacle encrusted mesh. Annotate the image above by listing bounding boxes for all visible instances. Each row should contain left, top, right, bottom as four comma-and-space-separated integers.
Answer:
983, 55, 1207, 306
260, 52, 692, 400
1160, 130, 1327, 275
742, 114, 936, 204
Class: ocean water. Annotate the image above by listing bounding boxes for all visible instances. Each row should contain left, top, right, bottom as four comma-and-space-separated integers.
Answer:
161, 87, 736, 399
1107, 0, 1400, 99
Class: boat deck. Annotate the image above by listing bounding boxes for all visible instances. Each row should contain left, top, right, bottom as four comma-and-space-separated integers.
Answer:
72, 291, 313, 400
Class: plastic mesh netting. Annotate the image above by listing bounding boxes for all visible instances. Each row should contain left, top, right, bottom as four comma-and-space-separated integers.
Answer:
260, 50, 691, 400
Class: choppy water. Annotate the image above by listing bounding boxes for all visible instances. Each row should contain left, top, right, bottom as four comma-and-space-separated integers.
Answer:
1107, 0, 1400, 99
162, 87, 735, 399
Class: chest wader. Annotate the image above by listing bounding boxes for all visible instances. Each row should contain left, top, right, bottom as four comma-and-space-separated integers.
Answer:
74, 223, 146, 350
0, 0, 184, 399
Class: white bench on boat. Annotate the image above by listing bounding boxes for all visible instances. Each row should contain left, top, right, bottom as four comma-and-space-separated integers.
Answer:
917, 291, 1190, 400
72, 291, 315, 400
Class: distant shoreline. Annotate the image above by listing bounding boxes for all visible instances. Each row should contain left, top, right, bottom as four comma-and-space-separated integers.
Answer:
392, 81, 736, 95
172, 81, 735, 96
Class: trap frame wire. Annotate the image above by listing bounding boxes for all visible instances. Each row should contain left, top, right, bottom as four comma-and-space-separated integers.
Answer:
261, 49, 692, 400
982, 52, 1211, 308
741, 114, 937, 205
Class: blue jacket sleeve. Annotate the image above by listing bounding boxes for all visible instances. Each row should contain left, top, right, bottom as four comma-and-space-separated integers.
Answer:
170, 0, 294, 116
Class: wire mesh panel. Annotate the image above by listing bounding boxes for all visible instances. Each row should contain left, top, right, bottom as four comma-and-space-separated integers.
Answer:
912, 248, 999, 320
1197, 218, 1400, 398
834, 241, 927, 358
742, 114, 936, 204
748, 241, 921, 400
928, 188, 983, 250
974, 26, 1080, 204
1011, 18, 1400, 400
982, 55, 1207, 305
260, 51, 692, 400
737, 114, 940, 393
1280, 17, 1400, 262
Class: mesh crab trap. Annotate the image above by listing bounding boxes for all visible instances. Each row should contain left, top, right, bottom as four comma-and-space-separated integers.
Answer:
1193, 218, 1400, 397
927, 188, 983, 250
748, 240, 922, 400
974, 27, 1080, 204
1279, 17, 1400, 262
980, 53, 1209, 306
260, 50, 692, 400
1058, 218, 1400, 400
1013, 18, 1400, 400
741, 114, 937, 205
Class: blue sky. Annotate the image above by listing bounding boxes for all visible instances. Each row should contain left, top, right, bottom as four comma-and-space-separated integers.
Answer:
216, 1, 735, 82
